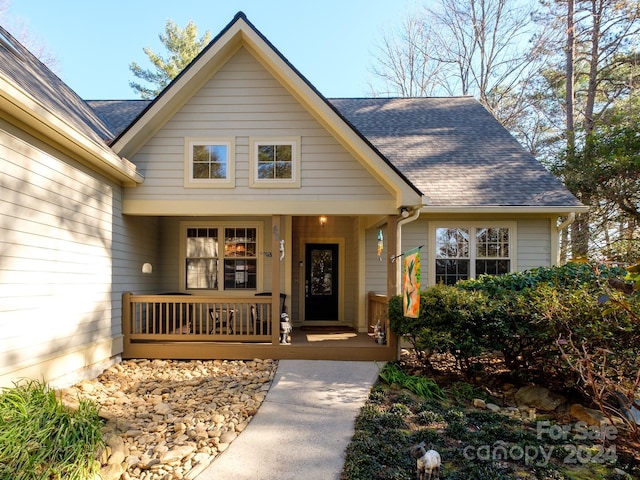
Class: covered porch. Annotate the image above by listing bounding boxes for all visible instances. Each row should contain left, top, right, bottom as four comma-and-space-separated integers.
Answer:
121, 291, 395, 361
122, 214, 402, 361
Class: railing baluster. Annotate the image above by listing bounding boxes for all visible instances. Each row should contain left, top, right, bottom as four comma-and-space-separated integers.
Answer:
124, 294, 280, 342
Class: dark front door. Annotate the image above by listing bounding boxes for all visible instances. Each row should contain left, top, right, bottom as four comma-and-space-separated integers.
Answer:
304, 243, 339, 321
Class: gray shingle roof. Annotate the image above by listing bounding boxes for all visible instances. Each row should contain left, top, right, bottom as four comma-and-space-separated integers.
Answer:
86, 100, 151, 137
0, 25, 114, 145
88, 97, 581, 208
330, 97, 581, 208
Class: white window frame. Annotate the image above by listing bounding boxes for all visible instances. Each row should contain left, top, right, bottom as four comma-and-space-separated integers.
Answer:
184, 137, 235, 188
180, 221, 263, 293
249, 137, 301, 188
427, 222, 517, 285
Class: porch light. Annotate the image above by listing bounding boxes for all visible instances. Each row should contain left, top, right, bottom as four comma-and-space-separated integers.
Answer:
142, 263, 153, 274
319, 215, 327, 227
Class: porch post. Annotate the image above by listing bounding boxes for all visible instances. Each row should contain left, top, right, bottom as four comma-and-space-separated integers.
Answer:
386, 215, 399, 358
271, 215, 282, 345
122, 291, 132, 356
386, 215, 398, 297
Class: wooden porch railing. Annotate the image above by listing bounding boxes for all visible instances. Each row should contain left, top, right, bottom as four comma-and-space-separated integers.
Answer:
122, 293, 280, 344
367, 291, 389, 344
121, 292, 396, 361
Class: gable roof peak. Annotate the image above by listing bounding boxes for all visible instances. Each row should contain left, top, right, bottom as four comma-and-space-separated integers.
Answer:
233, 11, 248, 21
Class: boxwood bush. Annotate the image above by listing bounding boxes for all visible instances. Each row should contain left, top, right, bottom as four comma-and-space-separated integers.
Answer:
389, 263, 639, 392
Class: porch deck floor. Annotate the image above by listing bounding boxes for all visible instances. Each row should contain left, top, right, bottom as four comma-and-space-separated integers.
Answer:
289, 328, 381, 347
122, 328, 394, 361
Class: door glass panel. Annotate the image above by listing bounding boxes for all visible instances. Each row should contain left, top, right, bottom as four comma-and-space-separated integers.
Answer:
310, 248, 333, 295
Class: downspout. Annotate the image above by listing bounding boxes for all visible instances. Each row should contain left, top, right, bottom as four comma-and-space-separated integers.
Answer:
395, 208, 421, 295
557, 212, 576, 232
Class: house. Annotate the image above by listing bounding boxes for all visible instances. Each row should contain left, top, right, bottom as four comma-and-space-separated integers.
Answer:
0, 13, 586, 388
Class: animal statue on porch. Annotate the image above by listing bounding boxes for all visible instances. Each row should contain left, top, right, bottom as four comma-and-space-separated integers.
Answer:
410, 442, 441, 480
373, 320, 386, 344
280, 312, 292, 344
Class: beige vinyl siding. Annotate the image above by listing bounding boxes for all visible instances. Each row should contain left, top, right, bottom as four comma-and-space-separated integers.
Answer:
125, 47, 393, 209
516, 218, 552, 270
365, 225, 388, 295
0, 121, 156, 388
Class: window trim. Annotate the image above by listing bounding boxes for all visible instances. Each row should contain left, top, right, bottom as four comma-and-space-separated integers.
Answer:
184, 137, 235, 188
249, 137, 301, 188
427, 221, 517, 285
180, 221, 263, 293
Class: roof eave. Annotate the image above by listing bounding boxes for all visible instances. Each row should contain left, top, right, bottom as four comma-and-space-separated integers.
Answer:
420, 205, 589, 214
0, 74, 143, 186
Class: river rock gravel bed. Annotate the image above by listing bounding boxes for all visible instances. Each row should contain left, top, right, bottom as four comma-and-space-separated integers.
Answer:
56, 358, 278, 480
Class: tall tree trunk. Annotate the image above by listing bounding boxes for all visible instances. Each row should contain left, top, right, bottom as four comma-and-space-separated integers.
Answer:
566, 0, 576, 151
565, 0, 591, 259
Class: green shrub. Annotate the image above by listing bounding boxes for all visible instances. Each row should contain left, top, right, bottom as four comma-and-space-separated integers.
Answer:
457, 262, 626, 297
389, 262, 639, 391
389, 284, 492, 370
0, 379, 104, 480
494, 280, 640, 389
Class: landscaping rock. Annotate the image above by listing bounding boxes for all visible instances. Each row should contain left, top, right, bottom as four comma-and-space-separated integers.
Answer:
570, 403, 609, 426
473, 398, 487, 409
514, 385, 566, 411
57, 358, 277, 480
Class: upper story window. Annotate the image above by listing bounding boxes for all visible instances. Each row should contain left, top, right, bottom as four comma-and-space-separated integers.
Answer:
432, 224, 514, 285
250, 137, 300, 188
184, 138, 235, 188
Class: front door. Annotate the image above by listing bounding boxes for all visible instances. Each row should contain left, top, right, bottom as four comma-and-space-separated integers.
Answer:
304, 243, 339, 321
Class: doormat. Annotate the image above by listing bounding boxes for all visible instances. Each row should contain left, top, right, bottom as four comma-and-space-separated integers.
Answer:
299, 326, 357, 334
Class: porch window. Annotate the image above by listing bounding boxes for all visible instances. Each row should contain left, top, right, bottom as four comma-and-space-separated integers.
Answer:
183, 223, 259, 291
223, 228, 257, 289
435, 225, 512, 285
186, 228, 219, 289
184, 138, 235, 187
249, 137, 300, 188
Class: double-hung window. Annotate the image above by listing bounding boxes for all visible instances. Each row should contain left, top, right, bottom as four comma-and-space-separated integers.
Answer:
184, 138, 234, 187
250, 137, 300, 188
433, 224, 514, 285
184, 223, 259, 290
186, 228, 219, 289
223, 227, 257, 289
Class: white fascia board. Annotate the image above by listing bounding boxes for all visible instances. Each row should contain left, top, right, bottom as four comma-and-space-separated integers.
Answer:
122, 199, 400, 216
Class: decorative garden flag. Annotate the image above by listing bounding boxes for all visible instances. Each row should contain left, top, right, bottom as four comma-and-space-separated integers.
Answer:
403, 247, 421, 318
377, 229, 383, 259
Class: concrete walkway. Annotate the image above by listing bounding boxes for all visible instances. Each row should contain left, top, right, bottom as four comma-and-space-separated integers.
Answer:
196, 360, 382, 480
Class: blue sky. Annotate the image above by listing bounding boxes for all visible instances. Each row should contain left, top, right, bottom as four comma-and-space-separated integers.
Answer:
4, 0, 414, 100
